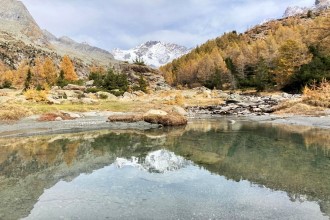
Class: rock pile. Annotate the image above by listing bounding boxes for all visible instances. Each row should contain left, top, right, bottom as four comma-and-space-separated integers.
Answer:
188, 93, 301, 116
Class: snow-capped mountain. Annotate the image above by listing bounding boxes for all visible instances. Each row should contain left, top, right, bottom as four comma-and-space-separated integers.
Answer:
111, 41, 191, 68
283, 0, 330, 17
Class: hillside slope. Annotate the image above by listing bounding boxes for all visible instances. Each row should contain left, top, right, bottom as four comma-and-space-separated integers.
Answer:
0, 0, 167, 90
160, 4, 330, 92
0, 0, 116, 73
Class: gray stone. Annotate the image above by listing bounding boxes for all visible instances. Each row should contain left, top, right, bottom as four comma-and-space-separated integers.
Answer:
144, 109, 168, 117
47, 96, 61, 104
172, 106, 188, 116
85, 80, 94, 87
63, 84, 86, 91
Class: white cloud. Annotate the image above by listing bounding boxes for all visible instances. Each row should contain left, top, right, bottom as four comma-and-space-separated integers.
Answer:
21, 0, 315, 50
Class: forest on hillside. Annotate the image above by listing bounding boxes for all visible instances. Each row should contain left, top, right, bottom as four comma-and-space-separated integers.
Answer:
160, 10, 330, 93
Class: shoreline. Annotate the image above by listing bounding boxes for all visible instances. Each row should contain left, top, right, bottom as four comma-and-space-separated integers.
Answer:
0, 111, 330, 138
0, 113, 160, 138
246, 114, 330, 129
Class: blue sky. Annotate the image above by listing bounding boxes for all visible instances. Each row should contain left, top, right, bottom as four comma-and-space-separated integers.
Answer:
21, 0, 315, 50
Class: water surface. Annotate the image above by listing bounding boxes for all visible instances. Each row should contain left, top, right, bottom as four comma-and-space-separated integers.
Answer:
0, 119, 329, 219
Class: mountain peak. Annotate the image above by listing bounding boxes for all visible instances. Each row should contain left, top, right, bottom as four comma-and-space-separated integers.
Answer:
0, 0, 44, 41
0, 0, 36, 24
112, 41, 190, 68
144, 41, 161, 47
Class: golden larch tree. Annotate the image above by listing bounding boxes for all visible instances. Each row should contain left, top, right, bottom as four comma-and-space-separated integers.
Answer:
61, 55, 78, 81
32, 57, 46, 87
43, 57, 58, 86
274, 39, 312, 87
15, 60, 30, 88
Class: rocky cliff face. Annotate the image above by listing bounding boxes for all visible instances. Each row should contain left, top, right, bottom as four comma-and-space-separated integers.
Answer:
283, 0, 330, 17
316, 0, 330, 6
112, 41, 190, 68
0, 0, 46, 43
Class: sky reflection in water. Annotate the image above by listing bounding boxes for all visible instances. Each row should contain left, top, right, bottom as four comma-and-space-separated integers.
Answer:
0, 119, 329, 219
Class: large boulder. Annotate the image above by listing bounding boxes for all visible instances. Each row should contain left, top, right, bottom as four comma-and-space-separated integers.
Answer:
144, 109, 168, 117
172, 106, 188, 116
63, 84, 86, 91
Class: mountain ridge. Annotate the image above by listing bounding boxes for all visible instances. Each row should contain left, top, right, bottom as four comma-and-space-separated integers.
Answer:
112, 41, 191, 68
0, 0, 116, 70
283, 0, 330, 17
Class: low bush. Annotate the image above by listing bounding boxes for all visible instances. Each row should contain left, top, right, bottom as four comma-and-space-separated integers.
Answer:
24, 89, 48, 102
86, 87, 101, 93
303, 80, 330, 108
99, 94, 108, 99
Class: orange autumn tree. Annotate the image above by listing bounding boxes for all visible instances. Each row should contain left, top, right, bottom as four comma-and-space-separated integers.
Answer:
60, 55, 78, 81
32, 57, 46, 88
15, 60, 30, 88
43, 57, 58, 86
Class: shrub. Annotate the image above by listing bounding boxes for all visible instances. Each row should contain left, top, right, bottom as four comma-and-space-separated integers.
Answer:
110, 90, 125, 97
175, 94, 185, 106
133, 57, 146, 66
24, 89, 48, 102
2, 80, 12, 89
102, 69, 128, 92
133, 75, 148, 92
99, 94, 108, 99
77, 93, 86, 99
303, 79, 330, 108
86, 87, 101, 93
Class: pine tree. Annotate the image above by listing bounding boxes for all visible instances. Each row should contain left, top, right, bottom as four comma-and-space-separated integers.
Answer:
138, 75, 148, 92
24, 69, 32, 91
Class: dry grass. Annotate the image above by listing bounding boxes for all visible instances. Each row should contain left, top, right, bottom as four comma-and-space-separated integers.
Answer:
0, 89, 222, 122
274, 100, 326, 116
0, 104, 33, 121
144, 112, 188, 126
303, 80, 330, 108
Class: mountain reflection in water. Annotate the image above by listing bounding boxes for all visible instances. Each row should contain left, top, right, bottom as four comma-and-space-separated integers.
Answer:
0, 119, 329, 219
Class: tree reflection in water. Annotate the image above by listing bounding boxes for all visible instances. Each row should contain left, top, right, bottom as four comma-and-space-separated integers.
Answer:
0, 119, 329, 219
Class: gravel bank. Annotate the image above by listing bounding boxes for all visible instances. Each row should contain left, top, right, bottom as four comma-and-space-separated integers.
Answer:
247, 114, 330, 129
0, 113, 160, 137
